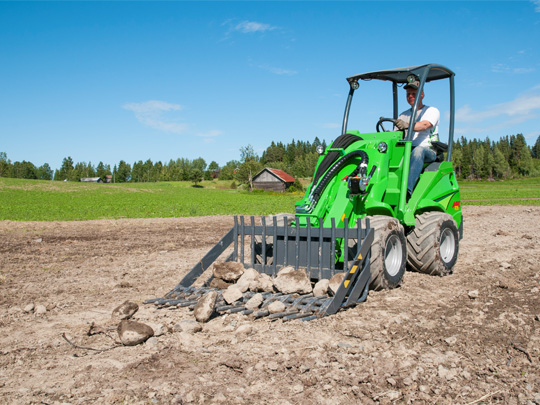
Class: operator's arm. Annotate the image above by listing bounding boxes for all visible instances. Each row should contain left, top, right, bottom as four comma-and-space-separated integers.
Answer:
413, 120, 433, 131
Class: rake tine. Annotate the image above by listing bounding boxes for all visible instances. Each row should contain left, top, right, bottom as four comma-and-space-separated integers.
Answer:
268, 309, 300, 319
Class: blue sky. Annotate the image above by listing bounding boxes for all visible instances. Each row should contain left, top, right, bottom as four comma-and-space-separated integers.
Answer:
1, 1, 540, 171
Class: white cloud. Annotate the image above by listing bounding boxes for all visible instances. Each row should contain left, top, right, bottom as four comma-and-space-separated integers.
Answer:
197, 130, 222, 138
491, 63, 535, 74
533, 0, 540, 12
322, 123, 340, 129
221, 19, 280, 41
455, 86, 540, 135
123, 100, 187, 135
234, 20, 277, 34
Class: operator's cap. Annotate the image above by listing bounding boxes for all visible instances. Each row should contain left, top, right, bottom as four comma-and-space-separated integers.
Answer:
404, 80, 420, 90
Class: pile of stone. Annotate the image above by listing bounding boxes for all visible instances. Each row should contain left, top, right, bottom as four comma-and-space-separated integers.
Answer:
112, 301, 155, 346
193, 262, 347, 323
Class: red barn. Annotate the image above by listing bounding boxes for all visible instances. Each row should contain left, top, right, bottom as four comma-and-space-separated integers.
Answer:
252, 168, 295, 192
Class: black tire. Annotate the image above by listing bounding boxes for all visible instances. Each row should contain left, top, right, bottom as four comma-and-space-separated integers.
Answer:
360, 216, 407, 290
407, 212, 459, 276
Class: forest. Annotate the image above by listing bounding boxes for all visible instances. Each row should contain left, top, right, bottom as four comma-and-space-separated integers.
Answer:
1, 133, 539, 184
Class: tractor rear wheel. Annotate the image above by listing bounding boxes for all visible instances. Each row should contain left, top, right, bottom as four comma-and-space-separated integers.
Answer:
361, 216, 407, 290
407, 212, 459, 276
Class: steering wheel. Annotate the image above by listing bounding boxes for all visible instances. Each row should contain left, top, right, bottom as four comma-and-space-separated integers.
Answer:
376, 117, 399, 133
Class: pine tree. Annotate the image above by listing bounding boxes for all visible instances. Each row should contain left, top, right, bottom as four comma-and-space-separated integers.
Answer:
451, 141, 463, 178
493, 147, 510, 179
116, 160, 131, 182
472, 145, 485, 179
56, 157, 74, 181
532, 135, 540, 159
483, 141, 494, 179
0, 152, 11, 178
460, 139, 472, 179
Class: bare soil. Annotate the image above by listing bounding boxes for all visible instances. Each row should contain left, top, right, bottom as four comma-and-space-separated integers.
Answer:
1, 206, 539, 404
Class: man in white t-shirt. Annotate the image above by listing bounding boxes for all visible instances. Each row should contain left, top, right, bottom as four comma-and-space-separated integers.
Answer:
394, 80, 440, 197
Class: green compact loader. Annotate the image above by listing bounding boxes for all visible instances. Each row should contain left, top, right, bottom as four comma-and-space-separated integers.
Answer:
148, 64, 463, 321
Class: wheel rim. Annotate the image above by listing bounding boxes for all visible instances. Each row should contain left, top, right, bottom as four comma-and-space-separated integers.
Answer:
440, 228, 456, 264
384, 234, 403, 277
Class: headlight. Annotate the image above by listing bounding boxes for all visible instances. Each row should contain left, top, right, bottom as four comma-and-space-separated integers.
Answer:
316, 145, 325, 155
378, 142, 388, 153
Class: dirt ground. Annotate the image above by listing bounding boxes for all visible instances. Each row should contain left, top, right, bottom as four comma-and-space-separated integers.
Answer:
1, 206, 539, 404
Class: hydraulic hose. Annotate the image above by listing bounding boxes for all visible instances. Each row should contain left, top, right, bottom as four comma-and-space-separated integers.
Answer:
303, 149, 368, 212
312, 133, 363, 186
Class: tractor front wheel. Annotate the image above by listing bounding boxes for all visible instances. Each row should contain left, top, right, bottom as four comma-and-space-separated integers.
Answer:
407, 212, 459, 276
362, 216, 407, 290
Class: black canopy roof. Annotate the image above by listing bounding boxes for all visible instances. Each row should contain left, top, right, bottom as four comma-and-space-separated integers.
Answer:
347, 64, 454, 84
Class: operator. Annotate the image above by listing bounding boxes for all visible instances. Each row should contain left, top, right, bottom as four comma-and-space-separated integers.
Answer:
394, 80, 440, 198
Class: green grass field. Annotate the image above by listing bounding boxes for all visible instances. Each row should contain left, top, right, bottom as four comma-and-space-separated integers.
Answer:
1, 177, 539, 221
0, 178, 300, 221
459, 177, 540, 205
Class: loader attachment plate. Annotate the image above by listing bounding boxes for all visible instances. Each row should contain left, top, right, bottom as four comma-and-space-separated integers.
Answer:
145, 215, 374, 320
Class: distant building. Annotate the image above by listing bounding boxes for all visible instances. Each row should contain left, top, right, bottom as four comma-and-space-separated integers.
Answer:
105, 175, 113, 183
252, 168, 295, 192
80, 177, 103, 183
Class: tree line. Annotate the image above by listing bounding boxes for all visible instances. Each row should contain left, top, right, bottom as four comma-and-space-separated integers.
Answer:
1, 134, 539, 184
452, 134, 540, 180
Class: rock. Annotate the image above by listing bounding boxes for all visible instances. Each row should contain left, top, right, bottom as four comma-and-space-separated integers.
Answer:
112, 301, 139, 320
328, 273, 346, 295
500, 261, 512, 269
467, 290, 479, 299
273, 267, 312, 294
267, 361, 279, 371
145, 337, 159, 349
213, 262, 244, 282
175, 320, 202, 333
235, 324, 253, 335
34, 304, 47, 315
313, 279, 330, 297
445, 336, 457, 346
236, 268, 260, 292
193, 290, 218, 322
209, 278, 231, 290
222, 285, 243, 304
251, 273, 274, 293
147, 323, 167, 337
438, 365, 457, 380
265, 213, 294, 227
117, 320, 154, 346
23, 303, 35, 313
268, 301, 286, 314
245, 293, 263, 310
277, 266, 295, 276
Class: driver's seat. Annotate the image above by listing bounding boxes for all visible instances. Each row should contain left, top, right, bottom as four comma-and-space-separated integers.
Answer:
431, 141, 448, 162
422, 141, 449, 173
